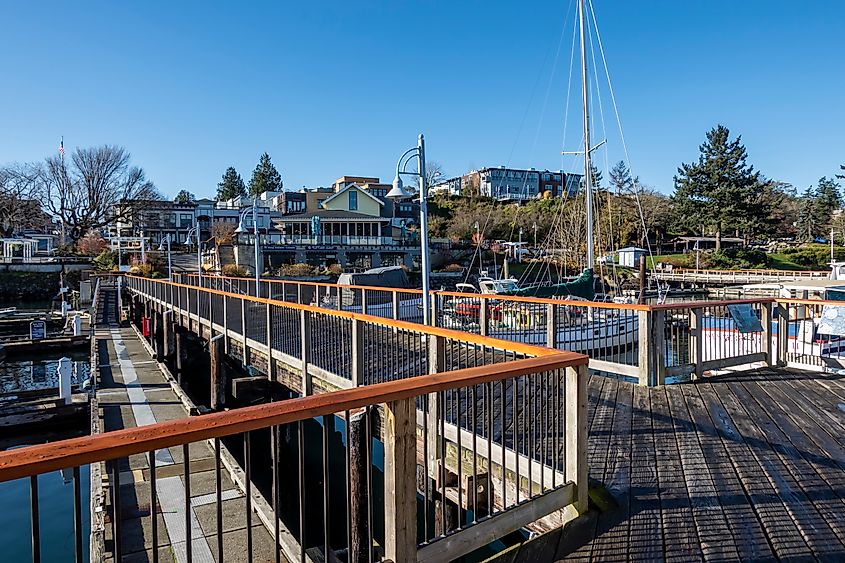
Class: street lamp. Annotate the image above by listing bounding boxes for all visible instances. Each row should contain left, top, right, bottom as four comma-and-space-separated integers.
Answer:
157, 234, 172, 280
235, 199, 261, 295
387, 134, 431, 325
186, 224, 202, 286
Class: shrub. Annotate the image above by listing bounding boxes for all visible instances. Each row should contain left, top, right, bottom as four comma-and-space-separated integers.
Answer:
278, 263, 316, 277
222, 264, 248, 277
705, 247, 768, 269
93, 250, 118, 272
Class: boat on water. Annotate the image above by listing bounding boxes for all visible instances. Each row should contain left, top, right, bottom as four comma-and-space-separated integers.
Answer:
441, 0, 640, 354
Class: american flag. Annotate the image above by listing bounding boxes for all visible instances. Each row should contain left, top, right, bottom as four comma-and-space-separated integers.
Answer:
59, 138, 64, 157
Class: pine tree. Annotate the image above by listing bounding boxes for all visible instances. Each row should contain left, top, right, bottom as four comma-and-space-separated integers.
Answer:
608, 161, 635, 193
248, 152, 283, 196
815, 176, 841, 219
217, 167, 246, 201
796, 187, 822, 242
672, 125, 762, 250
581, 164, 603, 191
173, 189, 196, 204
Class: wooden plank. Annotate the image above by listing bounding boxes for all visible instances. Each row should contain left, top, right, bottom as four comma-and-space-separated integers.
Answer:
589, 378, 633, 561
625, 385, 663, 561
732, 378, 845, 556
416, 483, 574, 563
707, 381, 816, 559
679, 384, 772, 561
664, 385, 739, 561
649, 387, 702, 561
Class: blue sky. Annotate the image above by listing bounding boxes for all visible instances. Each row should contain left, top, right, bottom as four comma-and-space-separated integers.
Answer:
1, 1, 842, 198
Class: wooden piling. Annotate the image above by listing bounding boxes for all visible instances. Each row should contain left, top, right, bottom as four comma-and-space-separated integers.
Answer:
210, 336, 226, 410
348, 409, 369, 563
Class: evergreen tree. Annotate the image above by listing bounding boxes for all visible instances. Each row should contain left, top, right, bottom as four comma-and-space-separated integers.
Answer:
836, 164, 845, 181
608, 160, 636, 193
581, 163, 603, 190
217, 167, 246, 201
796, 187, 822, 242
815, 176, 841, 219
173, 189, 196, 204
672, 125, 762, 250
248, 152, 283, 196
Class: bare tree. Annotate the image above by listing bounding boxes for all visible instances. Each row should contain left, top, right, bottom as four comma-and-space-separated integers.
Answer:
0, 163, 48, 236
38, 145, 161, 243
421, 161, 445, 189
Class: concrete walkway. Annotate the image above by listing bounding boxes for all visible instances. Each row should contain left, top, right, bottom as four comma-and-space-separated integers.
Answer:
95, 308, 280, 561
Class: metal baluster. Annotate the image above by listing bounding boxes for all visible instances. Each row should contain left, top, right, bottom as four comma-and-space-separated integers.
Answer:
73, 466, 84, 563
149, 452, 158, 563
322, 415, 330, 560
30, 475, 40, 563
245, 432, 253, 563
215, 438, 224, 562
184, 444, 191, 563
299, 420, 306, 563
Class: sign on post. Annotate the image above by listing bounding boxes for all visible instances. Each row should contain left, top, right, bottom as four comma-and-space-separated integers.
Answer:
30, 320, 47, 340
727, 303, 763, 333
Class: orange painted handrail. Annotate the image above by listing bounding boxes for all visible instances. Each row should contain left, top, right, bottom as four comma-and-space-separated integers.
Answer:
0, 353, 585, 482
129, 277, 558, 358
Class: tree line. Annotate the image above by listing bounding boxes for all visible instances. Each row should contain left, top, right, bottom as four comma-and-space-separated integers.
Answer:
429, 124, 843, 258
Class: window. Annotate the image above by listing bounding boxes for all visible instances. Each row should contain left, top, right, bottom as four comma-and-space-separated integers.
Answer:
348, 190, 358, 211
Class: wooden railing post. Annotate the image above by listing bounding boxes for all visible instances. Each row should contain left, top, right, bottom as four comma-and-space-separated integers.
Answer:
351, 318, 364, 387
653, 309, 667, 385
479, 298, 489, 337
392, 291, 400, 321
690, 307, 704, 379
564, 363, 588, 515
300, 310, 312, 395
637, 310, 653, 386
761, 302, 773, 367
384, 397, 417, 563
430, 292, 440, 327
546, 303, 558, 349
776, 301, 789, 367
265, 302, 275, 382
427, 335, 446, 480
360, 288, 368, 316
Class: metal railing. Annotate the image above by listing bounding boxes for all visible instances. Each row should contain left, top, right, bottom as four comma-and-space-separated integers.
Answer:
0, 275, 588, 563
182, 274, 845, 386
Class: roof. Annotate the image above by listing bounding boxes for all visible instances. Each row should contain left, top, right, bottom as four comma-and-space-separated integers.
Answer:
322, 183, 384, 208
618, 246, 648, 252
273, 209, 389, 221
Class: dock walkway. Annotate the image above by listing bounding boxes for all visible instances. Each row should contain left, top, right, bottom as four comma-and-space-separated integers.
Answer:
94, 287, 280, 562
562, 368, 845, 562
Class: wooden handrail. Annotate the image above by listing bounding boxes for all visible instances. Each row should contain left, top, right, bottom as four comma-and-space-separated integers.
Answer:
650, 297, 774, 311
130, 276, 557, 358
184, 273, 652, 311
0, 353, 585, 482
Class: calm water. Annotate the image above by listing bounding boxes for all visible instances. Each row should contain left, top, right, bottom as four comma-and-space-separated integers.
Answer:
0, 353, 90, 394
1, 352, 92, 561
0, 463, 91, 562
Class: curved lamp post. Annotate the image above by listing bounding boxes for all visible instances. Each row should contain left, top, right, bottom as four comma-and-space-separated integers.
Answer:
185, 224, 202, 286
235, 199, 261, 296
386, 134, 431, 325
157, 234, 172, 280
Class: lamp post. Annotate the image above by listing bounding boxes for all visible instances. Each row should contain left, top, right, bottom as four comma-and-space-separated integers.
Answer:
235, 199, 261, 296
387, 134, 431, 325
186, 224, 202, 286
518, 228, 523, 263
157, 234, 172, 280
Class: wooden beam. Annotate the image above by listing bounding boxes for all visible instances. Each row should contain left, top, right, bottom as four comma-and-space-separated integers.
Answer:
384, 397, 417, 563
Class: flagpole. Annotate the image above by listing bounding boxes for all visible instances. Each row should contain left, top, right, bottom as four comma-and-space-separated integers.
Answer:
59, 136, 66, 248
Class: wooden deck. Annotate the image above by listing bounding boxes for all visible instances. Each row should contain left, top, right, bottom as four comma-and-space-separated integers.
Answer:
562, 367, 845, 562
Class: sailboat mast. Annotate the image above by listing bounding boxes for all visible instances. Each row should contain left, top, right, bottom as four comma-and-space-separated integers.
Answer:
579, 0, 594, 269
